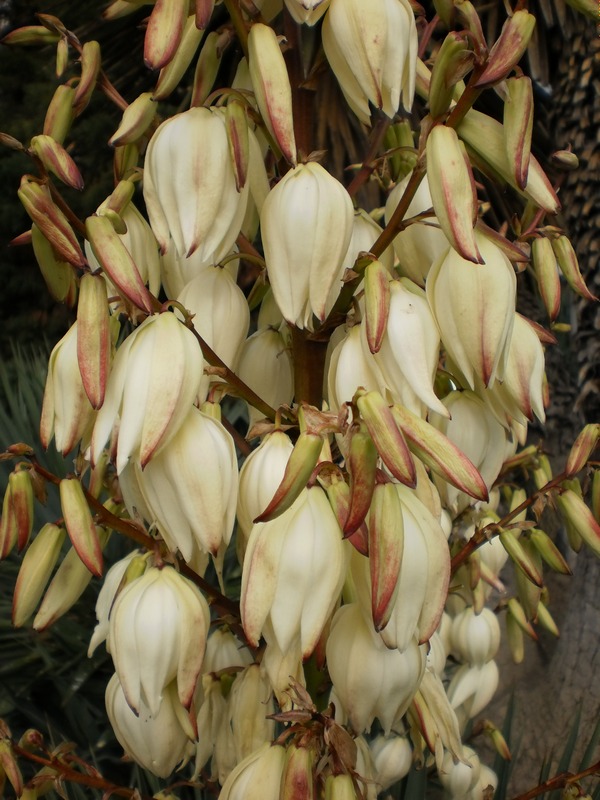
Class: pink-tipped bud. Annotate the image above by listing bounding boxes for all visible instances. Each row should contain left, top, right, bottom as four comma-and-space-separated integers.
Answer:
60, 478, 103, 577
475, 10, 536, 87
144, 0, 188, 69
30, 134, 84, 190
504, 75, 534, 189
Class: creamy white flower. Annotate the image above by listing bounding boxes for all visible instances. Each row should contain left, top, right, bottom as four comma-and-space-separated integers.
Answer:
322, 0, 417, 125
143, 106, 250, 261
106, 674, 193, 779
236, 328, 293, 427
109, 564, 210, 714
260, 162, 353, 328
450, 607, 501, 666
284, 0, 330, 25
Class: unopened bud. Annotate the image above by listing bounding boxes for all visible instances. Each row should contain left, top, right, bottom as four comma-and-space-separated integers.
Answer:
536, 600, 559, 637
551, 149, 579, 170
383, 121, 417, 182
0, 740, 23, 797
1, 25, 60, 46
566, 424, 599, 477
74, 40, 101, 113
427, 125, 481, 263
12, 523, 66, 627
248, 23, 297, 165
483, 720, 511, 760
529, 529, 571, 575
190, 30, 223, 107
226, 100, 250, 191
60, 478, 103, 577
77, 273, 111, 409
364, 259, 391, 354
43, 84, 76, 144
531, 237, 561, 321
30, 134, 84, 190
9, 468, 34, 551
356, 390, 416, 487
499, 531, 543, 587
557, 489, 600, 558
144, 0, 188, 69
369, 482, 404, 631
428, 32, 473, 118
18, 177, 85, 267
344, 423, 378, 535
109, 92, 157, 146
552, 235, 597, 302
56, 36, 69, 76
475, 10, 536, 87
254, 430, 323, 522
504, 75, 533, 189
154, 14, 204, 100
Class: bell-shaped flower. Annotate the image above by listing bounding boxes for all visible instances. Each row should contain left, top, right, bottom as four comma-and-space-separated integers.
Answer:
260, 628, 306, 710
284, 0, 330, 25
236, 328, 294, 427
326, 603, 426, 734
365, 279, 447, 417
109, 564, 210, 714
227, 664, 275, 763
178, 266, 249, 400
106, 674, 194, 779
219, 742, 286, 800
370, 734, 413, 791
143, 106, 250, 260
241, 486, 345, 657
260, 162, 353, 329
426, 233, 517, 390
450, 607, 501, 666
492, 312, 546, 424
430, 391, 507, 515
327, 324, 384, 412
40, 322, 96, 455
438, 746, 481, 798
237, 431, 294, 548
447, 660, 500, 723
91, 311, 203, 474
385, 173, 448, 285
130, 406, 238, 559
322, 0, 417, 125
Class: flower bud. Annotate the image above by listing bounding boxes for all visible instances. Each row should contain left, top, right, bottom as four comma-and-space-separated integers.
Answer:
1, 25, 60, 45
438, 746, 481, 797
91, 311, 203, 473
106, 674, 193, 778
12, 524, 66, 627
85, 213, 155, 314
356, 390, 416, 487
260, 162, 353, 328
566, 424, 600, 477
428, 32, 473, 118
322, 0, 417, 125
556, 489, 600, 558
109, 92, 157, 146
18, 176, 85, 267
30, 134, 84, 190
531, 237, 561, 321
153, 14, 204, 100
447, 661, 499, 720
190, 30, 224, 107
363, 260, 390, 355
31, 224, 77, 305
426, 125, 482, 263
144, 0, 188, 70
77, 273, 111, 410
552, 235, 597, 302
144, 107, 250, 260
504, 75, 534, 189
60, 477, 103, 577
457, 109, 560, 213
426, 232, 516, 390
73, 40, 101, 113
42, 84, 75, 144
248, 23, 297, 165
109, 564, 210, 714
326, 603, 426, 734
475, 10, 536, 87
40, 322, 96, 455
33, 528, 110, 630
